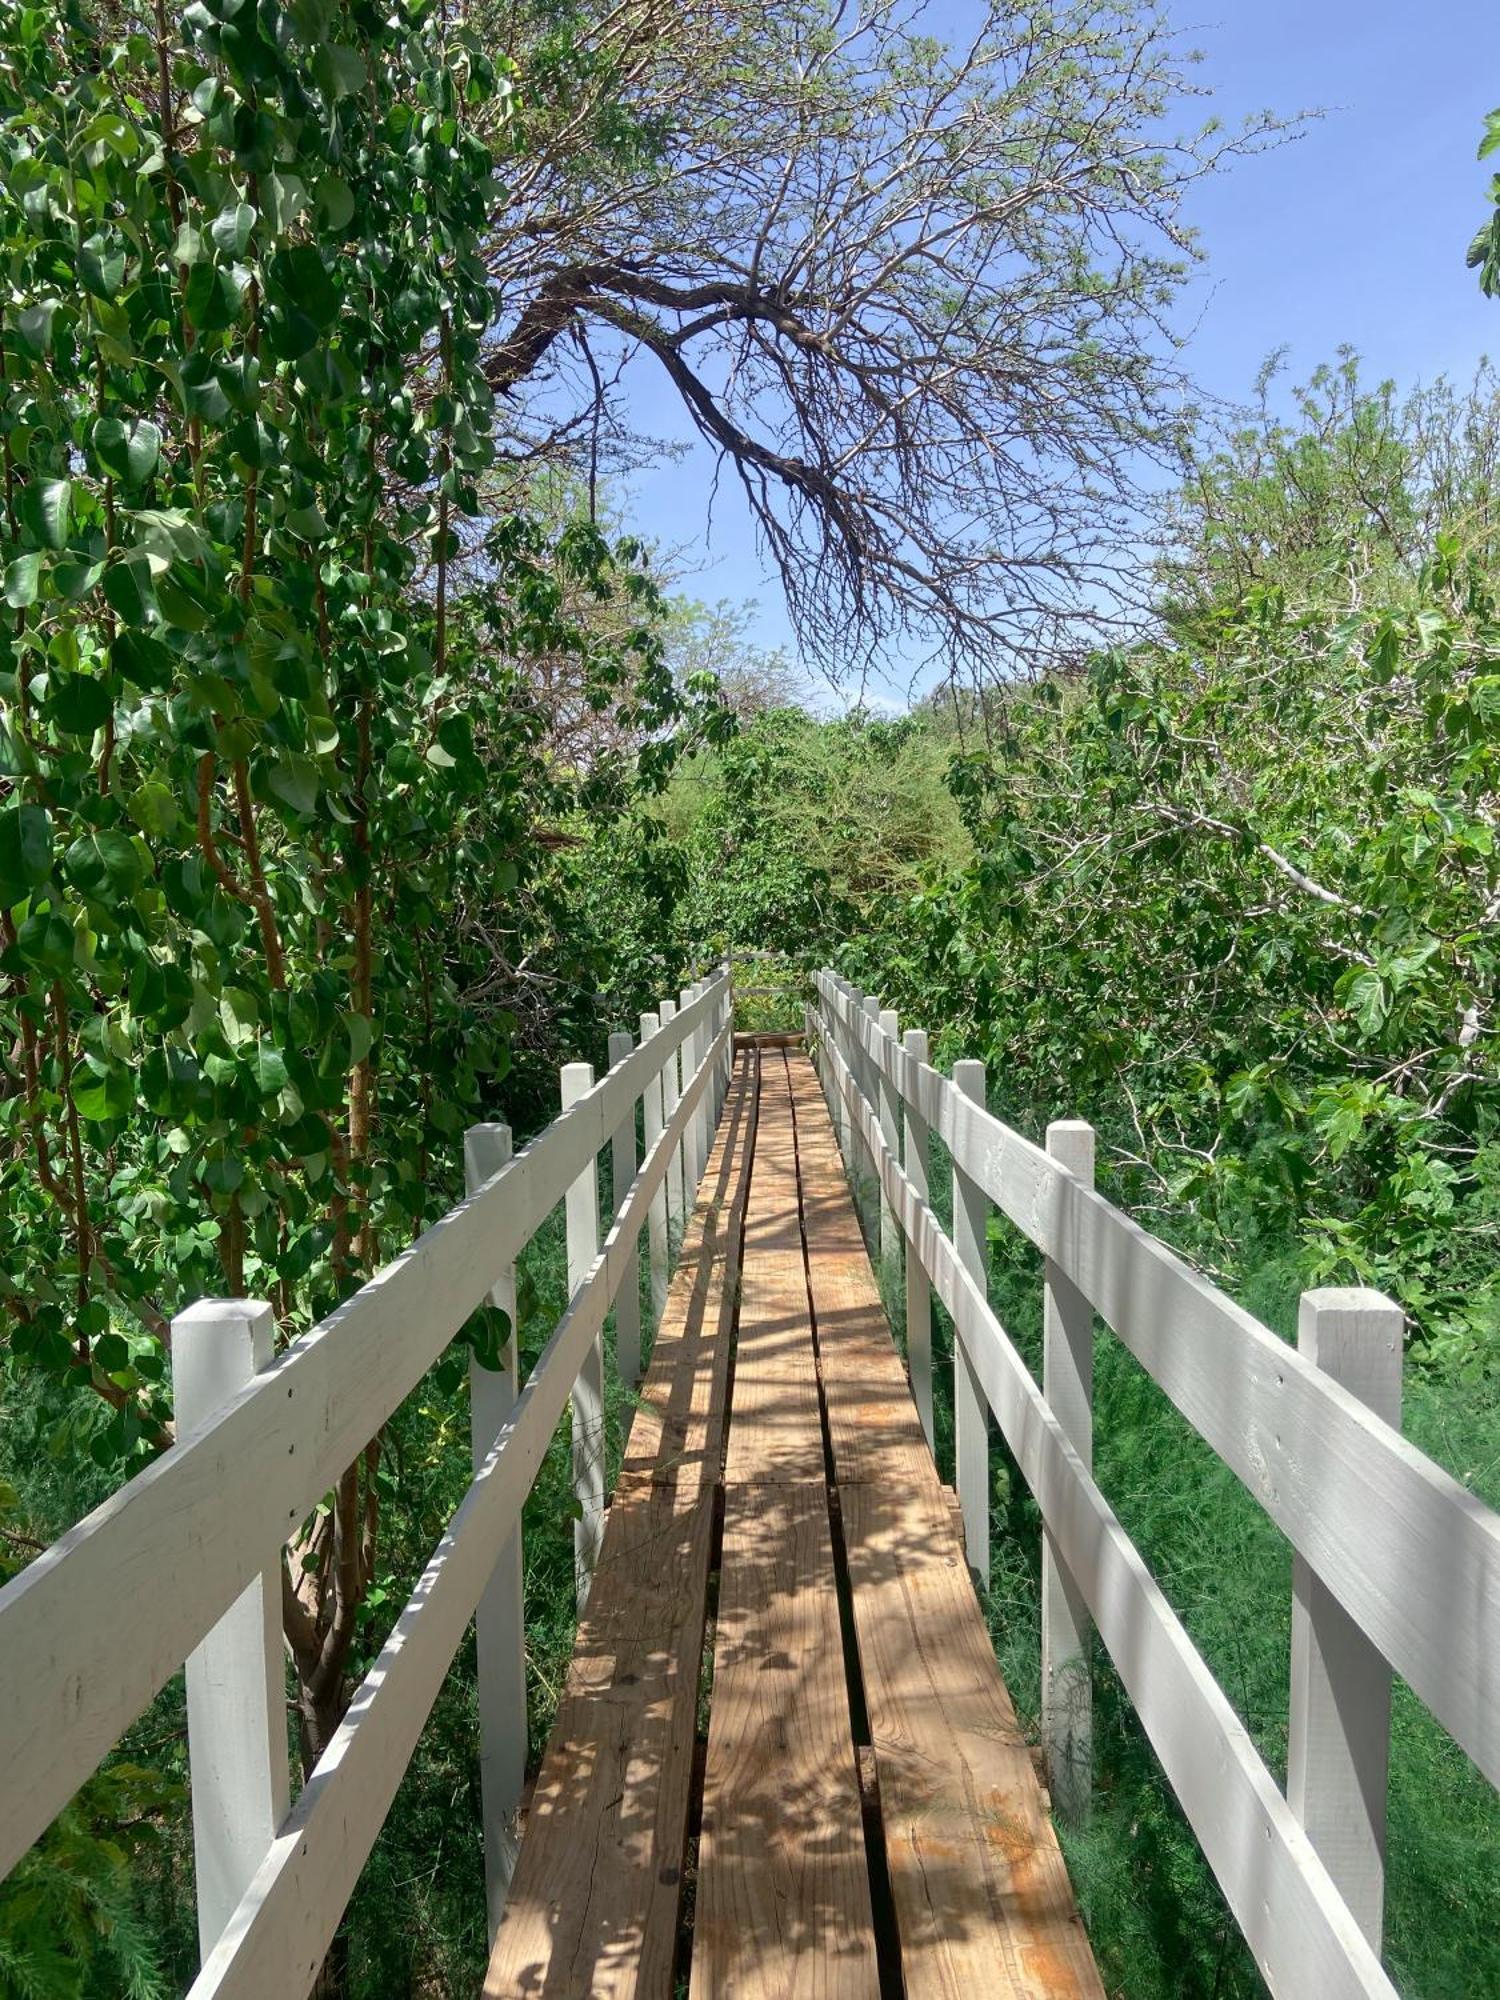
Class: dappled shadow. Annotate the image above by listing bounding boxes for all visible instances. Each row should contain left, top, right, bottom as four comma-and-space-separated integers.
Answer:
485, 1047, 1100, 1999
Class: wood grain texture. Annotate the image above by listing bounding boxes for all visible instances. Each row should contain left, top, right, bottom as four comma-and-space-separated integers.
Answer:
692, 1053, 878, 1999
722, 1055, 825, 1488
691, 1483, 878, 2000
484, 1054, 760, 1999
787, 1055, 1103, 2000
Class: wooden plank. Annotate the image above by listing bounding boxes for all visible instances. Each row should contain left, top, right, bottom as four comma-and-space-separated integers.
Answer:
787, 1056, 1103, 2000
691, 1483, 878, 2000
818, 1023, 1396, 2000
842, 1480, 1103, 1998
693, 1052, 877, 1998
815, 974, 1500, 1791
187, 1021, 733, 2000
483, 1054, 759, 1999
0, 973, 729, 1883
722, 1055, 825, 1487
786, 1065, 934, 1495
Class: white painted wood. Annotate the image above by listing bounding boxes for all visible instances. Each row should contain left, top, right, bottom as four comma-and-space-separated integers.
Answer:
858, 992, 881, 1241
1042, 1118, 1096, 1825
0, 974, 727, 1882
814, 971, 1500, 1788
681, 982, 704, 1199
639, 1010, 670, 1325
951, 1057, 990, 1586
188, 1017, 731, 2000
817, 1022, 1396, 2000
659, 996, 684, 1230
175, 1300, 290, 1963
901, 1029, 934, 1457
877, 1007, 901, 1269
607, 1032, 644, 1389
562, 1061, 606, 1607
463, 1122, 525, 1943
1288, 1288, 1403, 1950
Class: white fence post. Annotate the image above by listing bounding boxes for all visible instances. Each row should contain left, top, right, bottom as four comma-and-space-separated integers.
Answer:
1287, 1286, 1403, 1949
607, 1031, 643, 1389
877, 1007, 901, 1272
1042, 1118, 1096, 1824
902, 1028, 934, 1456
175, 1299, 290, 1962
463, 1123, 527, 1942
823, 979, 849, 1161
638, 1010, 670, 1324
658, 997, 684, 1232
562, 1061, 606, 1606
951, 1058, 991, 1586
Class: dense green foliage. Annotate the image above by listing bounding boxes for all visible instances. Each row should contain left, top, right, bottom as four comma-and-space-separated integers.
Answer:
0, 1, 716, 1990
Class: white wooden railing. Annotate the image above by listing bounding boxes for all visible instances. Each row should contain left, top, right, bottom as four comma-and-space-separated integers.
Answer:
0, 966, 733, 1996
810, 970, 1500, 2000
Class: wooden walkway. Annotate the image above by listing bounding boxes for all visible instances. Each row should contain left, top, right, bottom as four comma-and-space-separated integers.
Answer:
484, 1048, 1102, 1999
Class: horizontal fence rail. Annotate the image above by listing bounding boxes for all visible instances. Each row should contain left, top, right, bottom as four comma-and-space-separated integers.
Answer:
0, 967, 732, 1995
811, 969, 1500, 2000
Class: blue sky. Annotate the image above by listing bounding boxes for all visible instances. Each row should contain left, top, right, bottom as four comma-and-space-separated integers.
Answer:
618, 1, 1500, 699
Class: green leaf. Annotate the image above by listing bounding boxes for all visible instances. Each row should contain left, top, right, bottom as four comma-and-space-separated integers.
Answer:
17, 299, 59, 358
72, 1063, 135, 1122
93, 417, 162, 487
0, 804, 52, 903
79, 233, 126, 300
269, 751, 320, 815
49, 674, 113, 736
185, 262, 244, 332
1480, 109, 1500, 161
312, 43, 367, 98
316, 173, 355, 231
102, 557, 158, 626
251, 1043, 289, 1096
202, 1153, 244, 1196
345, 1010, 374, 1067
209, 202, 257, 257
127, 779, 179, 837
66, 828, 143, 897
268, 246, 339, 332
4, 553, 42, 608
21, 477, 72, 552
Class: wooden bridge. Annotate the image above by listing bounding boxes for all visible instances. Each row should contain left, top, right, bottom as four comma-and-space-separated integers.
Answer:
2, 964, 1499, 1998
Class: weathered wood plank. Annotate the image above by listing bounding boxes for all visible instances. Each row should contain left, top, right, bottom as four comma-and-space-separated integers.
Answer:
691, 1482, 878, 2000
841, 1479, 1103, 1998
482, 1053, 759, 1999
722, 1055, 825, 1488
693, 1052, 877, 1998
788, 1055, 1103, 2000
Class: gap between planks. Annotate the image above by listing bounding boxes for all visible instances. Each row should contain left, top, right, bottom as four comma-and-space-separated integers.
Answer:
786, 1053, 1104, 2000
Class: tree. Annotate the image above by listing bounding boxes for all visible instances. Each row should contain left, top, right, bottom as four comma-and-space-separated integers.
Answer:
481, 0, 1287, 682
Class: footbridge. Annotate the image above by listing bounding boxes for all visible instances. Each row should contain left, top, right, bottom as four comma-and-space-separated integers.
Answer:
2, 964, 1497, 1998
